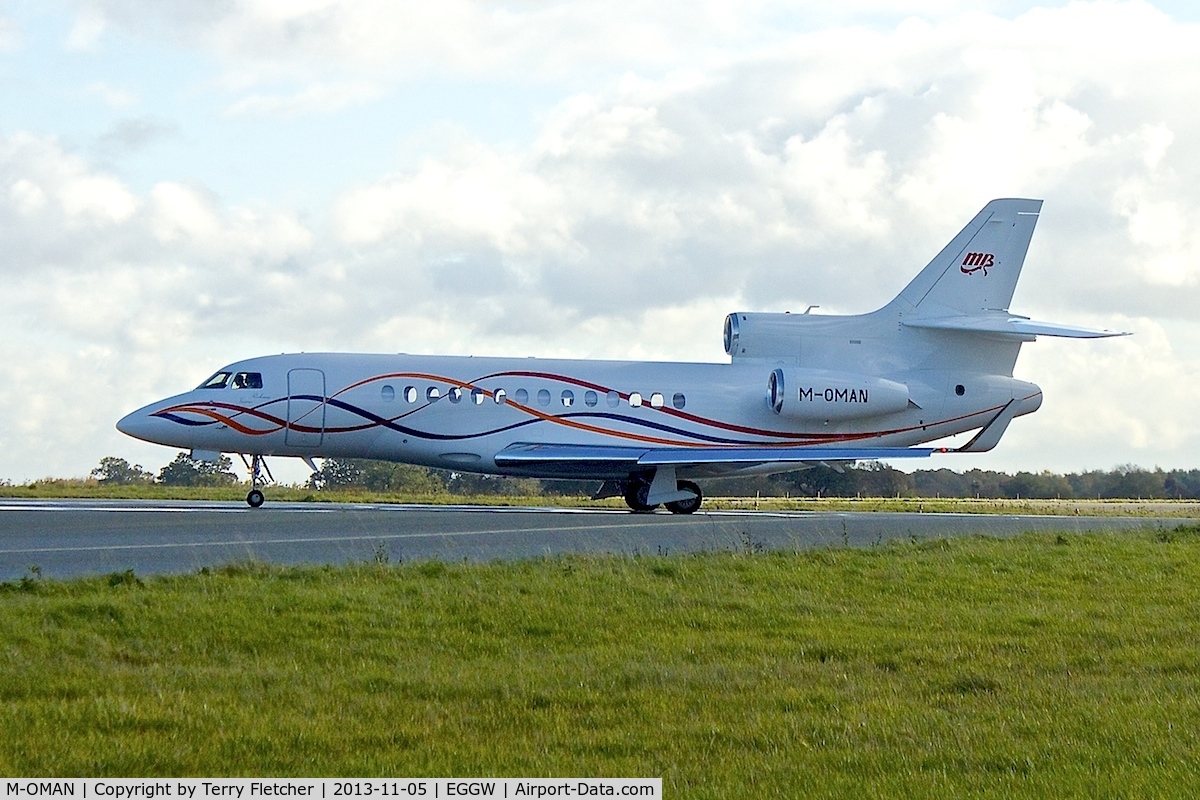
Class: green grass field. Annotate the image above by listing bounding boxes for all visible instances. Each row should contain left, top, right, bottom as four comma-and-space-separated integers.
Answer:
4, 481, 1200, 516
3, 526, 1200, 796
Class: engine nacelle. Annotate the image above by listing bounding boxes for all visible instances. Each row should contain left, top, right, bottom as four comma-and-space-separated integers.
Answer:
724, 312, 816, 359
767, 368, 910, 421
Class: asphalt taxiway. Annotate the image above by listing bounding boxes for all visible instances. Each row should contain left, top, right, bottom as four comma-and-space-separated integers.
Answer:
1, 499, 1195, 581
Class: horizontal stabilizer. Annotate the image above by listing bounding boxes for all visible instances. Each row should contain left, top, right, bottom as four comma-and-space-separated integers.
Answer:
496, 442, 939, 469
903, 314, 1129, 339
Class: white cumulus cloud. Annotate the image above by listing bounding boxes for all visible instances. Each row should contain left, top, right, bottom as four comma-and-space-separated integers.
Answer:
2, 1, 1200, 481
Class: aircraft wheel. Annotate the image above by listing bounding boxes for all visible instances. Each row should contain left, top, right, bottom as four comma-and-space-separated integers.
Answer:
246, 489, 265, 508
623, 480, 658, 513
666, 481, 702, 515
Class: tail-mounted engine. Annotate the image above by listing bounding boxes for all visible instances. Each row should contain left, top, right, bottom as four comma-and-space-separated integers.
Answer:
725, 310, 864, 359
725, 313, 816, 359
767, 367, 910, 421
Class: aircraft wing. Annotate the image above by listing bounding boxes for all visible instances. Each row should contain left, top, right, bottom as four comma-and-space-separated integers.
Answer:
494, 442, 939, 473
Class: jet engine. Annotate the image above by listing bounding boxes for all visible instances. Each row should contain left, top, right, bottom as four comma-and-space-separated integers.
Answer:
724, 313, 815, 359
766, 368, 910, 421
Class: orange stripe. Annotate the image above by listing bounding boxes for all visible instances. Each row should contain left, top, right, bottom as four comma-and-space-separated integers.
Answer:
169, 406, 283, 436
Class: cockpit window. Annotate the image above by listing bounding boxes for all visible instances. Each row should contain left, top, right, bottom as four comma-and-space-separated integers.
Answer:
232, 372, 263, 390
198, 372, 231, 389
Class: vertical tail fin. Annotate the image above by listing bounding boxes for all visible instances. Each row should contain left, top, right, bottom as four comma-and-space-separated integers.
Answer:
893, 198, 1042, 318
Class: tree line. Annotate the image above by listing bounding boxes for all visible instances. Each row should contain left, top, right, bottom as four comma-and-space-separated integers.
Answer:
91, 454, 239, 487
707, 462, 1200, 500
89, 454, 1200, 500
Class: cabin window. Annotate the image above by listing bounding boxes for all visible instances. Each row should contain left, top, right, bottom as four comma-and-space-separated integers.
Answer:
606, 391, 620, 408
955, 384, 966, 396
672, 393, 686, 409
584, 390, 598, 407
494, 388, 507, 405
231, 372, 263, 390
427, 387, 441, 401
537, 389, 551, 406
381, 385, 395, 403
471, 388, 485, 405
561, 390, 574, 407
649, 392, 664, 408
629, 392, 643, 408
515, 388, 529, 404
404, 386, 418, 403
198, 372, 231, 390
448, 387, 463, 403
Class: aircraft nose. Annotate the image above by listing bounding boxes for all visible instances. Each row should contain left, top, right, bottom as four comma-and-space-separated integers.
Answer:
116, 407, 157, 443
117, 396, 200, 449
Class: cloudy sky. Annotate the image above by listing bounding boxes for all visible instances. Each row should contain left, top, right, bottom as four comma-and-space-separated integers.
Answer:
1, 0, 1198, 483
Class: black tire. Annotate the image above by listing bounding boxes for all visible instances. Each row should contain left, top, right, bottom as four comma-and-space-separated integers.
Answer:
666, 480, 702, 514
623, 480, 658, 513
246, 489, 265, 508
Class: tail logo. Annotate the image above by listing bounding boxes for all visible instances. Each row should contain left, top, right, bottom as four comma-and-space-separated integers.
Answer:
961, 252, 995, 275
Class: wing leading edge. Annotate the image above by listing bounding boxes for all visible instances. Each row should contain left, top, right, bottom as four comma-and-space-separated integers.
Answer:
494, 442, 940, 473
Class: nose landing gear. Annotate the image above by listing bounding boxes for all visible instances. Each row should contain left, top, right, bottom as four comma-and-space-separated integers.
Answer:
240, 453, 272, 508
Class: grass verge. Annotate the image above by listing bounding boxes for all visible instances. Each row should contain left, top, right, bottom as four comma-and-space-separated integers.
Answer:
2, 527, 1200, 797
3, 482, 1200, 516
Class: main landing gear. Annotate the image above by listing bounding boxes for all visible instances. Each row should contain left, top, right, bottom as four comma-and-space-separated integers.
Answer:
621, 472, 703, 514
240, 453, 273, 508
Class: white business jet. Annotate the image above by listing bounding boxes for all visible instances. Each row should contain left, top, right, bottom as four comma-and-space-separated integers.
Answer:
117, 199, 1125, 511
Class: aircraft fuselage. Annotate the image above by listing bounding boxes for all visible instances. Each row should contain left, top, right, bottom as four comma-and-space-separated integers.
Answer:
118, 351, 1041, 480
